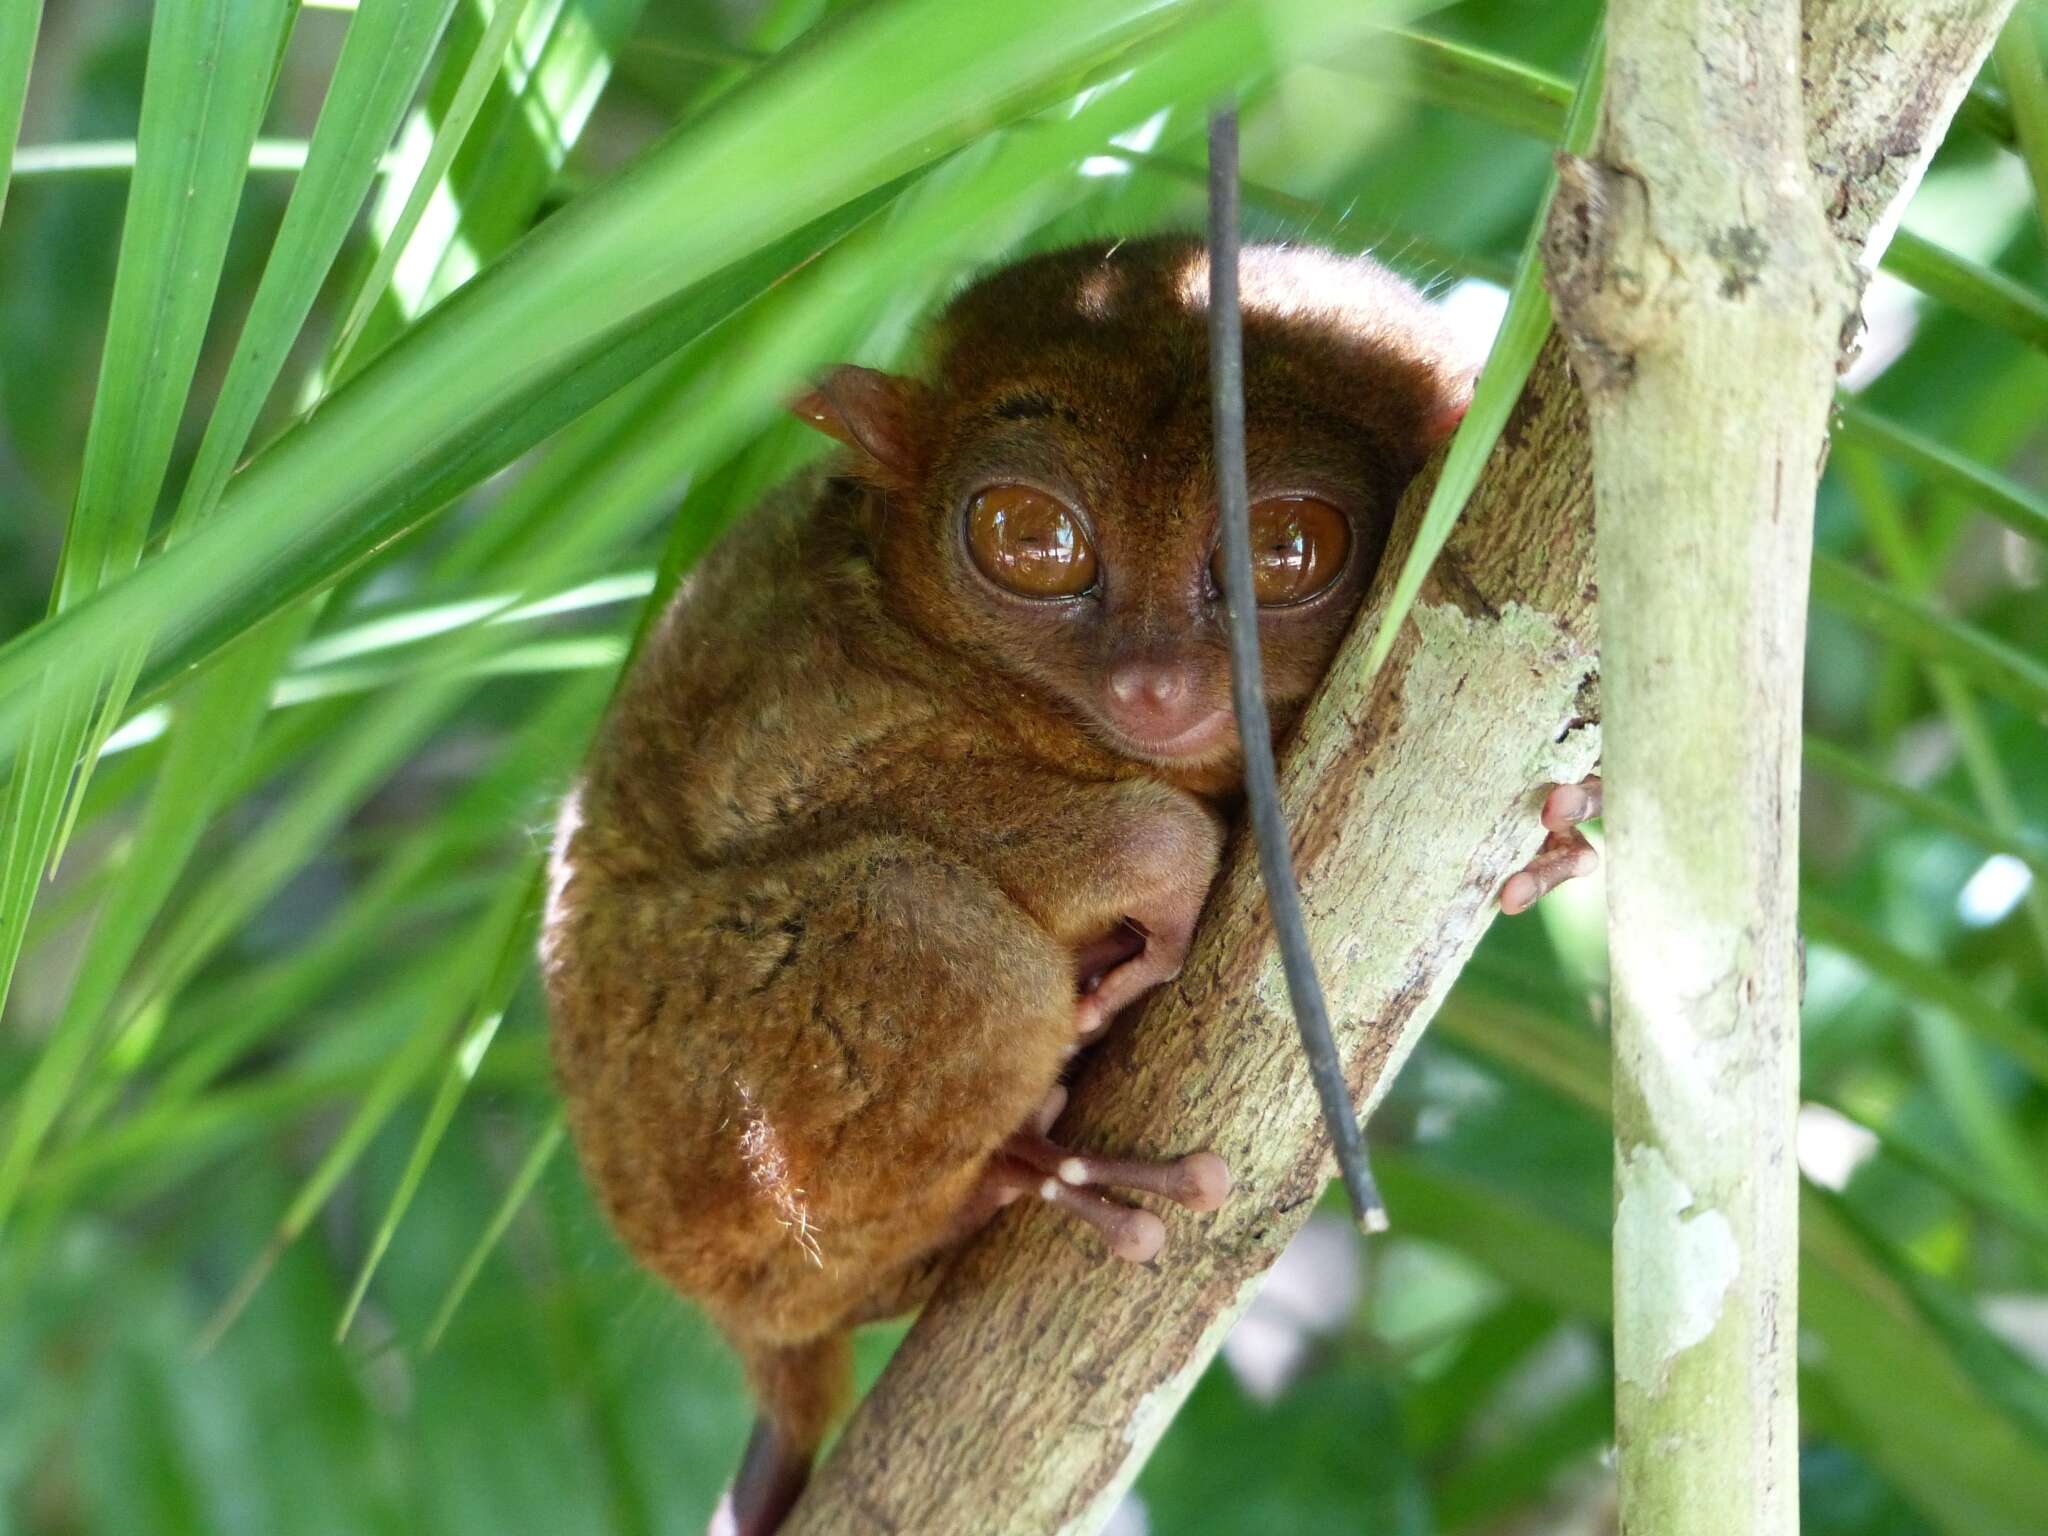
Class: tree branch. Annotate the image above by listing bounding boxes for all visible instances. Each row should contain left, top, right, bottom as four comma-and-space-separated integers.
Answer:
783, 6, 2012, 1532
1542, 2, 1859, 1530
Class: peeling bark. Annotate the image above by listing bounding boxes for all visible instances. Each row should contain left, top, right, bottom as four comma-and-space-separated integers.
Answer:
782, 5, 2013, 1532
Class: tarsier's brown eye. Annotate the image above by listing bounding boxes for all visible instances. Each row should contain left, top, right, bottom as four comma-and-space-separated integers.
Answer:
965, 484, 1098, 598
1215, 495, 1352, 606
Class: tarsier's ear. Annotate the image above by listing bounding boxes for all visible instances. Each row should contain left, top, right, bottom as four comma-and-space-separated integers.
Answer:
1421, 375, 1476, 447
791, 365, 929, 483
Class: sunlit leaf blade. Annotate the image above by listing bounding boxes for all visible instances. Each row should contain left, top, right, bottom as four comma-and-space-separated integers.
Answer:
325, 0, 536, 374
14, 0, 665, 1218
172, 0, 462, 536
1357, 32, 1605, 681
348, 0, 650, 341
0, 180, 903, 749
0, 0, 1330, 753
1995, 8, 2048, 242
0, 624, 295, 1232
0, 0, 470, 1236
0, 0, 293, 1029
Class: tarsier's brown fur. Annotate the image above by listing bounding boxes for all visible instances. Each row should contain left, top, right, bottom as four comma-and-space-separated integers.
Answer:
542, 237, 1492, 1533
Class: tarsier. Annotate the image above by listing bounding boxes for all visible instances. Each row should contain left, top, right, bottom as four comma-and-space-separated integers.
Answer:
542, 237, 1601, 1536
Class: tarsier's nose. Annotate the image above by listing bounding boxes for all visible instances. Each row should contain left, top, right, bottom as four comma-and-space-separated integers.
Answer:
1108, 661, 1189, 713
1101, 660, 1231, 760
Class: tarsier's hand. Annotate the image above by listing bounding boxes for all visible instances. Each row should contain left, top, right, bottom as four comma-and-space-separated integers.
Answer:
1500, 776, 1603, 914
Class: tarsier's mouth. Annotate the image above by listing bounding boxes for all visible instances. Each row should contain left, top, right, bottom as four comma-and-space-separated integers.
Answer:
1099, 706, 1235, 763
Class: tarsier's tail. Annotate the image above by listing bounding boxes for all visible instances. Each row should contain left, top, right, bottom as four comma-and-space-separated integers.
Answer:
707, 1331, 852, 1536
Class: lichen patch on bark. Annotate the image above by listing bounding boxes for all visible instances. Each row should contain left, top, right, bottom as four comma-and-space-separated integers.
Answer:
1614, 1144, 1741, 1391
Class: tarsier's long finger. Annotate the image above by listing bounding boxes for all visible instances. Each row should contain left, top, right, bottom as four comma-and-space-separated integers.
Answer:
1005, 1132, 1232, 1212
1033, 1172, 1167, 1264
1033, 1084, 1069, 1133
1541, 775, 1603, 834
1500, 834, 1598, 914
1502, 775, 1604, 914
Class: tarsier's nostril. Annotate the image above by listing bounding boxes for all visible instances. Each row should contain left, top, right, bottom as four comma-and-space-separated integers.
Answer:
1110, 663, 1187, 708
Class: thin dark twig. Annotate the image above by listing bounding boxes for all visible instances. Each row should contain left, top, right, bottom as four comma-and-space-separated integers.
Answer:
1205, 107, 1386, 1234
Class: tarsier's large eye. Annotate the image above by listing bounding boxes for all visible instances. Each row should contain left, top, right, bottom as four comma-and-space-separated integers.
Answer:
966, 484, 1099, 598
1214, 495, 1351, 606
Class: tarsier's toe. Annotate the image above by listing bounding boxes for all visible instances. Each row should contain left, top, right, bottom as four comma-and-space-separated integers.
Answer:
1173, 1152, 1232, 1212
1035, 1176, 1167, 1263
1541, 776, 1603, 833
1502, 774, 1603, 913
1103, 1205, 1167, 1264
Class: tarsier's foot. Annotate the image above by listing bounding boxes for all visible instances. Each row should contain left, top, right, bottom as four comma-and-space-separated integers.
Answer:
954, 1087, 1230, 1262
1500, 775, 1603, 914
977, 1102, 1231, 1263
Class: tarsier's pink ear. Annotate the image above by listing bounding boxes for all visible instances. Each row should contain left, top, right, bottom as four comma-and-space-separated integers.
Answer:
791, 364, 926, 479
1422, 379, 1476, 446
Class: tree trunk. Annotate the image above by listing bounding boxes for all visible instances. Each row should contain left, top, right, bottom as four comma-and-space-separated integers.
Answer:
784, 5, 2013, 1532
1541, 4, 1854, 1531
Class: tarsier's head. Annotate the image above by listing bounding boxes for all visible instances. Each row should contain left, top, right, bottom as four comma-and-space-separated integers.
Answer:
794, 236, 1474, 784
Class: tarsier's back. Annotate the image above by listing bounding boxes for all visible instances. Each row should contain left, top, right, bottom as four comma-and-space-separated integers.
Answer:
541, 237, 1481, 1536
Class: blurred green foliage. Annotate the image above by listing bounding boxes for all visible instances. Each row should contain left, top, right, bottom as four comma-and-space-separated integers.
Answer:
1, 2, 2045, 1532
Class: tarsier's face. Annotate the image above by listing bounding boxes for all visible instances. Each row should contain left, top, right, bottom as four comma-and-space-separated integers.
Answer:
798, 237, 1472, 782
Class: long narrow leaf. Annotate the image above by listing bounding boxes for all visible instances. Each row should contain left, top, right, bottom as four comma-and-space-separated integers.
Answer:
0, 0, 1371, 755
1883, 229, 2048, 356
194, 902, 509, 1350
1996, 11, 2048, 243
1803, 734, 2048, 878
0, 0, 41, 230
1835, 400, 2048, 548
423, 1109, 564, 1351
0, 0, 467, 1235
0, 0, 294, 1031
0, 623, 295, 1232
1811, 553, 2048, 722
326, 0, 536, 373
1351, 29, 2048, 363
173, 0, 461, 536
1356, 32, 1605, 680
336, 864, 541, 1339
1802, 897, 2048, 1087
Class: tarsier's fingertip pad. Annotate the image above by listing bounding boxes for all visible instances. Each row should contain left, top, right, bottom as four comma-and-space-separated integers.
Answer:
1176, 1152, 1232, 1211
1112, 1211, 1167, 1264
1543, 784, 1590, 828
1499, 872, 1536, 914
